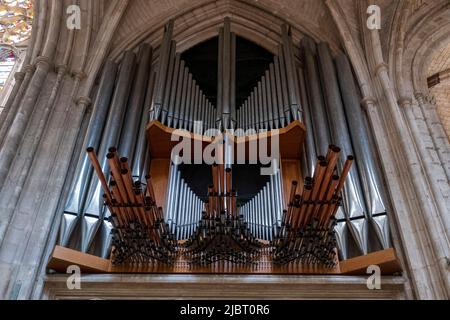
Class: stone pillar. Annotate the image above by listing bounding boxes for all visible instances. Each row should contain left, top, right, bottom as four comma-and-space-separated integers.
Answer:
415, 92, 450, 180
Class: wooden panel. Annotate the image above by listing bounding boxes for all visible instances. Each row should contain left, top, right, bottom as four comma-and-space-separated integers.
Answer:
281, 159, 302, 208
340, 248, 402, 275
149, 159, 170, 211
47, 246, 110, 273
146, 120, 306, 161
146, 121, 212, 159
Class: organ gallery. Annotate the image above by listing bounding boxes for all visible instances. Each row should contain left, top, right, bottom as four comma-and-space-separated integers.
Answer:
0, 0, 449, 301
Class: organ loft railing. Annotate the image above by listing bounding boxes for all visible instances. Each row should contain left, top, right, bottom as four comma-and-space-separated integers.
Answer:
49, 18, 400, 275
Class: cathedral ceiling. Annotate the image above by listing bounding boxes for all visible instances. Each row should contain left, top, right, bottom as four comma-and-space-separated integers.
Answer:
107, 0, 344, 59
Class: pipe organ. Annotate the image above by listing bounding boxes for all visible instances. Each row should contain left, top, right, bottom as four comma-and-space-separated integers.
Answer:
55, 17, 393, 273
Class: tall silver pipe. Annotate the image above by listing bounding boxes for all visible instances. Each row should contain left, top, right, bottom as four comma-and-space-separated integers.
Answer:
258, 192, 263, 239
222, 17, 231, 130
200, 95, 206, 134
81, 52, 136, 252
278, 46, 292, 124
297, 67, 316, 177
274, 57, 286, 127
184, 185, 191, 239
180, 179, 187, 239
281, 24, 301, 121
301, 38, 330, 156
167, 54, 181, 128
335, 53, 390, 248
176, 180, 187, 240
188, 190, 195, 238
172, 60, 185, 129
257, 82, 264, 130
262, 185, 269, 240
250, 199, 255, 236
185, 189, 191, 239
182, 73, 193, 130
262, 71, 273, 130
183, 189, 190, 239
61, 61, 117, 246
133, 70, 156, 180
165, 158, 179, 224
274, 169, 284, 224
317, 43, 367, 219
84, 51, 136, 217
231, 33, 237, 129
193, 86, 201, 134
178, 67, 189, 129
170, 168, 182, 232
119, 44, 152, 161
187, 79, 196, 132
269, 175, 277, 240
317, 42, 368, 254
161, 41, 177, 125
250, 92, 255, 130
269, 64, 279, 129
63, 60, 118, 219
216, 27, 224, 129
210, 104, 215, 132
151, 20, 174, 120
267, 69, 276, 129
205, 102, 211, 133
244, 101, 249, 130
250, 198, 255, 237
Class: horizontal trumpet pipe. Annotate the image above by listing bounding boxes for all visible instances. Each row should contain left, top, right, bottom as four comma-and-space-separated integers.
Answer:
335, 156, 354, 195
86, 147, 113, 203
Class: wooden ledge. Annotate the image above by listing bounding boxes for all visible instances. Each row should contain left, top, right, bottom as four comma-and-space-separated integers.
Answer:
48, 246, 401, 276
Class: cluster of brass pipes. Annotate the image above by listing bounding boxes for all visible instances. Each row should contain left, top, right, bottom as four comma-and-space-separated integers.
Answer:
183, 140, 263, 265
87, 147, 176, 265
273, 145, 353, 266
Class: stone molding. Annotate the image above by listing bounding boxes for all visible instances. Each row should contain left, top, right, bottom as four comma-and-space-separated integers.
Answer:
43, 274, 406, 300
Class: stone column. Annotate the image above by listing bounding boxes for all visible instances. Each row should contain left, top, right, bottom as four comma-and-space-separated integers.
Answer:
371, 28, 450, 297
415, 92, 450, 180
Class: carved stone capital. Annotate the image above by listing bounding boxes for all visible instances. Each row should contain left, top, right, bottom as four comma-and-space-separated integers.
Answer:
35, 56, 52, 69
360, 96, 377, 111
56, 64, 68, 75
76, 96, 92, 107
374, 62, 388, 77
72, 71, 87, 81
398, 97, 412, 107
414, 92, 425, 102
14, 71, 25, 81
22, 64, 35, 73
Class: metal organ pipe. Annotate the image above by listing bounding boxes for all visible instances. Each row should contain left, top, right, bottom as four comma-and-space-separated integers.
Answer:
81, 51, 137, 252
119, 44, 153, 164
152, 20, 174, 121
161, 41, 177, 125
132, 70, 156, 181
217, 17, 236, 130
59, 60, 118, 246
335, 53, 390, 249
167, 53, 181, 128
297, 67, 316, 177
301, 38, 330, 157
278, 46, 291, 124
317, 42, 368, 254
301, 38, 349, 258
281, 24, 302, 121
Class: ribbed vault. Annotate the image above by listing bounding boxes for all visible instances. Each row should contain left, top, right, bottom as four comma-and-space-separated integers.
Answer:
107, 0, 342, 61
